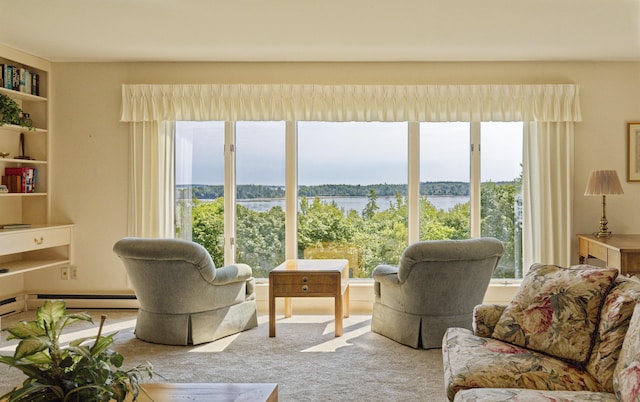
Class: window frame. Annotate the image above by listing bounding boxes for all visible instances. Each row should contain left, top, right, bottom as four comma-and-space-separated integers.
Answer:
176, 120, 523, 279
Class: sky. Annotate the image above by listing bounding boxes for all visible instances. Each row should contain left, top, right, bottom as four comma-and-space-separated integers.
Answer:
175, 121, 523, 186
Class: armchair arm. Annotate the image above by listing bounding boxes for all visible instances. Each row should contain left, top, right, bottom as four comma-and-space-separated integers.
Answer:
213, 263, 254, 285
372, 265, 400, 298
372, 264, 401, 285
473, 304, 507, 338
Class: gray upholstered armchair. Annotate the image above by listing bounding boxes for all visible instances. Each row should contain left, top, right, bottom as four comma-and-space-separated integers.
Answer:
113, 237, 258, 345
371, 237, 504, 349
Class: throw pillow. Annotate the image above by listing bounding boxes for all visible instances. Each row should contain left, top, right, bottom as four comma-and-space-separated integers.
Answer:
492, 264, 618, 365
613, 301, 640, 402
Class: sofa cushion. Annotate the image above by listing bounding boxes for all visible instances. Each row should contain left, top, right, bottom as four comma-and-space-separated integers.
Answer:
453, 388, 618, 402
587, 276, 640, 392
491, 264, 618, 365
613, 301, 640, 401
443, 327, 604, 401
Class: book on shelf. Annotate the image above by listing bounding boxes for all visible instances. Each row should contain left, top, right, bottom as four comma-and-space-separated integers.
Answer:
2, 167, 37, 193
0, 223, 31, 229
0, 64, 41, 95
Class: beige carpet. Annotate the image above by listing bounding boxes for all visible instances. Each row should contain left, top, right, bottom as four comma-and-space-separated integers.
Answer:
1, 310, 446, 401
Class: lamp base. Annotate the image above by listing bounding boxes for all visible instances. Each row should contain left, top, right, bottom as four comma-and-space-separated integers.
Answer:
593, 230, 612, 238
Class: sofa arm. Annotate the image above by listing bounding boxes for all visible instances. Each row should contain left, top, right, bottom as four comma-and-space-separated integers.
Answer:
473, 304, 506, 337
213, 263, 254, 285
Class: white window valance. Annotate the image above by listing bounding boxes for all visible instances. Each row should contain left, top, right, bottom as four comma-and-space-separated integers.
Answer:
121, 84, 581, 123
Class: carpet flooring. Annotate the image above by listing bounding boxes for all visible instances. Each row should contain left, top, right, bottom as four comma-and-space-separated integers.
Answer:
1, 310, 446, 401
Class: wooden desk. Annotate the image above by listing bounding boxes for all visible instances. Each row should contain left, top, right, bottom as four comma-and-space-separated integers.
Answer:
269, 259, 349, 337
138, 383, 278, 401
577, 234, 640, 276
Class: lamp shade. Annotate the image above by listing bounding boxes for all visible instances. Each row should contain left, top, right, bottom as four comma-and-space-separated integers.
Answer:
584, 170, 624, 196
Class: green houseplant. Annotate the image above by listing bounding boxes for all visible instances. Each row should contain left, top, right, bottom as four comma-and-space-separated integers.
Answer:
0, 93, 33, 129
0, 300, 153, 402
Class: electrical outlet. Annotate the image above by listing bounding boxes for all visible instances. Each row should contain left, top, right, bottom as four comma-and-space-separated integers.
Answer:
70, 266, 78, 280
60, 267, 69, 280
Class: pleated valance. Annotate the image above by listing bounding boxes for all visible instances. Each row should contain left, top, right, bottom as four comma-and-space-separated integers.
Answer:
121, 84, 581, 123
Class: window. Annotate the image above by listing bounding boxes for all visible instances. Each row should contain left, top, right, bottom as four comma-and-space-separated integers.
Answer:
175, 121, 225, 266
235, 122, 286, 277
297, 122, 408, 278
175, 121, 524, 279
420, 122, 471, 240
480, 122, 523, 278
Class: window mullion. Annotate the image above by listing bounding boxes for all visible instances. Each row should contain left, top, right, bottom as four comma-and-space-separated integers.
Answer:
224, 121, 236, 265
470, 122, 481, 238
408, 122, 420, 244
285, 121, 298, 260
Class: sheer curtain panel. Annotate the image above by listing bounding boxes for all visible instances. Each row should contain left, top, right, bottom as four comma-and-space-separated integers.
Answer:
127, 121, 175, 238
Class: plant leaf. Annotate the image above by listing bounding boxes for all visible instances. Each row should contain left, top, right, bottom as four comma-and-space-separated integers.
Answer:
24, 350, 54, 365
0, 361, 55, 384
67, 344, 92, 359
36, 300, 66, 337
55, 313, 93, 338
90, 333, 115, 357
14, 337, 50, 360
69, 336, 96, 348
4, 320, 45, 340
0, 382, 60, 402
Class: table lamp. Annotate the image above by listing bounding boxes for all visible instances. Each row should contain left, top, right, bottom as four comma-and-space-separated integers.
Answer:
584, 170, 624, 238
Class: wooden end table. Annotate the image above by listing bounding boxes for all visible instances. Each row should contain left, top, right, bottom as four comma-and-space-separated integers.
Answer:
577, 234, 640, 276
269, 259, 349, 337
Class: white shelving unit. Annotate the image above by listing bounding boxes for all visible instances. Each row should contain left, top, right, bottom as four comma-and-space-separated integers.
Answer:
0, 45, 73, 280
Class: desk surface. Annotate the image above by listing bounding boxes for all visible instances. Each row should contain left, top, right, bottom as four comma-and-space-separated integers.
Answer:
271, 259, 349, 273
577, 234, 640, 252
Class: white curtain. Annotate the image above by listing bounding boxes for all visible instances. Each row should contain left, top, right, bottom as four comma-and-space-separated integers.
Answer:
523, 122, 574, 268
121, 84, 580, 267
128, 121, 175, 237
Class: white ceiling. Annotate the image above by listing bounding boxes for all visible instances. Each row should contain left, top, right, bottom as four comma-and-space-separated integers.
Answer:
1, 0, 639, 62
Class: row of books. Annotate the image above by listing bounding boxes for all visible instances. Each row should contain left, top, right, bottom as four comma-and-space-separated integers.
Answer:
0, 64, 41, 96
1, 167, 37, 193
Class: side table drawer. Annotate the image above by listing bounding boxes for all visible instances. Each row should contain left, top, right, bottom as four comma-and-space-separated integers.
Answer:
271, 273, 340, 296
0, 227, 71, 255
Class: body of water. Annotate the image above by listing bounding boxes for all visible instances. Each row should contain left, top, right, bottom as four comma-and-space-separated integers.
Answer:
236, 195, 469, 213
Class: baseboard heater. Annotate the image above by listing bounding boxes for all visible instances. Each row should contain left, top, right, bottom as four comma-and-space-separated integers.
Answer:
28, 294, 140, 310
0, 294, 25, 317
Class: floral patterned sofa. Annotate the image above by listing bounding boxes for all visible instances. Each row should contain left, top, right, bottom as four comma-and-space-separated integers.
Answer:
442, 264, 640, 401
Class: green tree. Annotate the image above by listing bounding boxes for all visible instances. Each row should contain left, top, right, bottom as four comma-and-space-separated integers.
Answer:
192, 198, 225, 267
236, 204, 285, 277
297, 197, 355, 254
362, 189, 379, 219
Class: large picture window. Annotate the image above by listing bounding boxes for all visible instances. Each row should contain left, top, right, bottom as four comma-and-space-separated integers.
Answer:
124, 83, 580, 273
175, 121, 523, 279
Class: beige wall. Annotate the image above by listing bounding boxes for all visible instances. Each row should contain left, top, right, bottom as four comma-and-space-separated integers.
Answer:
13, 61, 640, 307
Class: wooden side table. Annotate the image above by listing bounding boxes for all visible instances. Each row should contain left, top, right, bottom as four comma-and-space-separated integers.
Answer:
269, 259, 349, 337
577, 234, 640, 276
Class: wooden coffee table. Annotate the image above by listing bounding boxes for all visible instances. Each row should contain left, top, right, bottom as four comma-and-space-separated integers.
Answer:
138, 383, 278, 401
269, 259, 349, 337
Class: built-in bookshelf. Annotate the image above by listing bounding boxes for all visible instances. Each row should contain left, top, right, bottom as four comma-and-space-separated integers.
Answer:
0, 44, 73, 280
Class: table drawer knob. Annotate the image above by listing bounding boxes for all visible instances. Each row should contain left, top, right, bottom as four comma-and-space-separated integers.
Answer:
302, 285, 309, 292
302, 276, 308, 283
